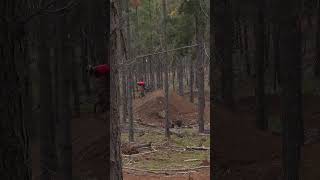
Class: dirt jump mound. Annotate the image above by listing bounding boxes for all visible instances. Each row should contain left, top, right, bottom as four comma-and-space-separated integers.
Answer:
134, 90, 197, 127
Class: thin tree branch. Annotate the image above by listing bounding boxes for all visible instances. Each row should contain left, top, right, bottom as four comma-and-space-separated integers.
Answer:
199, 0, 209, 19
43, 0, 79, 14
20, 0, 57, 24
119, 44, 199, 67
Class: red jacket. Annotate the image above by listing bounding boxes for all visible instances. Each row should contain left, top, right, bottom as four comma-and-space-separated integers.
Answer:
93, 64, 110, 78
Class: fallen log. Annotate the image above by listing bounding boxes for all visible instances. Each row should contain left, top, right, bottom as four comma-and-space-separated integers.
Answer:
122, 142, 152, 155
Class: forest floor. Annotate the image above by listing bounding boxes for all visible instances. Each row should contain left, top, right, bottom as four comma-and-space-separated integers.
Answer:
121, 90, 210, 180
30, 88, 320, 179
31, 89, 211, 180
213, 94, 320, 180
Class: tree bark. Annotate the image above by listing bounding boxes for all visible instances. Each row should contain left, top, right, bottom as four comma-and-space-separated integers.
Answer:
189, 56, 194, 102
0, 1, 32, 179
162, 0, 170, 139
278, 0, 302, 179
110, 0, 124, 179
178, 57, 184, 96
39, 10, 58, 179
56, 0, 73, 178
273, 23, 281, 92
254, 0, 267, 130
81, 31, 91, 96
244, 19, 251, 76
72, 47, 81, 116
219, 1, 234, 109
195, 12, 205, 133
315, 5, 320, 77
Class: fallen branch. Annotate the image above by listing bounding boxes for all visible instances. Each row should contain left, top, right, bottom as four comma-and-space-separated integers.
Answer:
122, 147, 158, 157
184, 159, 200, 162
123, 165, 210, 173
185, 146, 210, 151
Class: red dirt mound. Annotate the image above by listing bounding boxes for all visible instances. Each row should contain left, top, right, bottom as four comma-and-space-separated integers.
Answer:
134, 90, 198, 127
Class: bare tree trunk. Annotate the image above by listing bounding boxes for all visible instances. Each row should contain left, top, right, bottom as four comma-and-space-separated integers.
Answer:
315, 4, 320, 77
72, 47, 81, 116
162, 0, 170, 139
110, 0, 124, 179
157, 58, 162, 89
121, 68, 128, 124
254, 0, 267, 130
178, 57, 184, 96
39, 11, 58, 179
0, 2, 31, 179
273, 23, 280, 92
81, 32, 91, 96
195, 11, 205, 133
128, 66, 134, 142
278, 0, 302, 179
219, 1, 234, 109
244, 19, 251, 76
56, 1, 72, 178
189, 56, 194, 102
125, 0, 134, 142
172, 60, 176, 90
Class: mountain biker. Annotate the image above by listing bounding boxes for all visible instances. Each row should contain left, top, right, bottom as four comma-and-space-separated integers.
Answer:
87, 64, 110, 113
137, 80, 146, 97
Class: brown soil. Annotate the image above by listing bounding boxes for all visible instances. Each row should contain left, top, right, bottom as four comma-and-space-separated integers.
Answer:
31, 91, 210, 180
32, 113, 108, 179
134, 90, 200, 127
214, 94, 320, 180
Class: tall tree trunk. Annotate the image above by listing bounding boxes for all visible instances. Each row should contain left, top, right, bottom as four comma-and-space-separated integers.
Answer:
238, 18, 245, 71
178, 57, 184, 96
162, 0, 170, 139
128, 67, 134, 142
273, 23, 281, 92
189, 56, 194, 102
121, 67, 128, 124
110, 0, 124, 179
81, 33, 91, 96
72, 47, 81, 116
265, 23, 270, 68
172, 61, 176, 90
254, 1, 267, 130
244, 19, 251, 76
195, 12, 206, 133
278, 1, 302, 179
56, 1, 72, 178
125, 0, 134, 142
23, 37, 34, 142
221, 1, 234, 109
0, 2, 31, 179
157, 59, 162, 89
315, 5, 320, 77
39, 11, 58, 179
